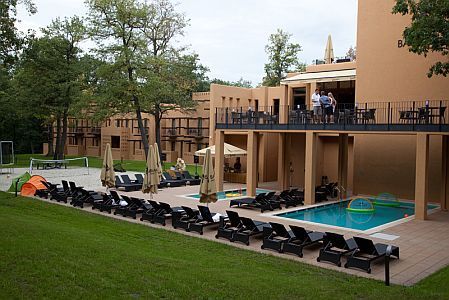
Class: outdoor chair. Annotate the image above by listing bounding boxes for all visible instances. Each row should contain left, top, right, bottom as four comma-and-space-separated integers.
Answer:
317, 232, 358, 267
172, 206, 200, 231
115, 176, 138, 192
188, 206, 221, 235
116, 196, 152, 219
113, 195, 133, 216
261, 222, 296, 253
99, 190, 123, 214
120, 175, 142, 190
215, 210, 243, 241
42, 181, 68, 203
181, 171, 201, 185
174, 171, 189, 185
162, 172, 185, 187
344, 237, 399, 273
232, 217, 270, 246
71, 188, 103, 208
279, 190, 302, 207
229, 194, 273, 212
140, 200, 163, 223
283, 225, 325, 257
152, 202, 184, 226
92, 193, 113, 212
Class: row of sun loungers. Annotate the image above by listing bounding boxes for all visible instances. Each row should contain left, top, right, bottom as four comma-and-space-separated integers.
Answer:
115, 171, 201, 192
38, 180, 399, 274
229, 189, 304, 212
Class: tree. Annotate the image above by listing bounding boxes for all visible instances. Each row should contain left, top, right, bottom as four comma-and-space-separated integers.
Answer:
13, 16, 87, 159
209, 77, 253, 89
393, 0, 449, 77
86, 0, 193, 157
262, 29, 304, 87
346, 46, 356, 61
0, 0, 36, 68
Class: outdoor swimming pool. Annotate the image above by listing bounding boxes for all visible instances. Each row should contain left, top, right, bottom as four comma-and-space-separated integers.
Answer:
276, 199, 438, 231
184, 188, 271, 201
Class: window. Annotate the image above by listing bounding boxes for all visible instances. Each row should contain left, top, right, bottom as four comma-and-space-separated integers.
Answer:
111, 136, 120, 148
115, 120, 120, 128
255, 99, 259, 111
273, 99, 280, 116
171, 141, 176, 151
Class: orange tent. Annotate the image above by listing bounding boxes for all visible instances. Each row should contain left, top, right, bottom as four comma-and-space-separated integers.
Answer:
21, 175, 47, 196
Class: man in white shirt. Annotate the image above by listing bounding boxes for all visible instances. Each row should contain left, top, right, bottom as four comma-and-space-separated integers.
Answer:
311, 89, 322, 123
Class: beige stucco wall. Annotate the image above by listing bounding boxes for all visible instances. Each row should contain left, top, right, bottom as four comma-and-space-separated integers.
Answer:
354, 134, 443, 201
356, 0, 448, 102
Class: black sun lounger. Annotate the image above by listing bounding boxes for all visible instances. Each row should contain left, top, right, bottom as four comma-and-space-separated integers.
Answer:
181, 171, 201, 185
229, 194, 274, 213
261, 222, 295, 253
115, 176, 139, 192
172, 206, 199, 231
283, 225, 325, 257
279, 190, 302, 207
41, 181, 68, 203
152, 202, 184, 226
115, 196, 152, 219
92, 193, 113, 212
232, 217, 270, 246
99, 190, 122, 213
113, 195, 133, 216
71, 188, 103, 208
344, 237, 399, 273
140, 200, 162, 223
215, 210, 242, 241
188, 206, 220, 235
317, 232, 358, 267
163, 172, 185, 187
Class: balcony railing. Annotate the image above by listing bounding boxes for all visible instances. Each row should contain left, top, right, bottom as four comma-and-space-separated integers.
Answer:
215, 100, 449, 132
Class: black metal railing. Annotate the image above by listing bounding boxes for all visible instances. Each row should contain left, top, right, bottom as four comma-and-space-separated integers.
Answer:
215, 100, 449, 132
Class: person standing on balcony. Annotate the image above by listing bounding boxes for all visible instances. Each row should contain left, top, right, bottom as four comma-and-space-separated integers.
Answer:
320, 91, 332, 123
328, 92, 337, 123
312, 89, 322, 123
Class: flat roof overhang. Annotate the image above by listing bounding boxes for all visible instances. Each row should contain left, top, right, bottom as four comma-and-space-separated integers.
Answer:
281, 69, 356, 84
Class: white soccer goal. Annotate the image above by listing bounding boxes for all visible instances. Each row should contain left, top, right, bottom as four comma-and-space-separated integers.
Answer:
29, 157, 90, 178
0, 141, 14, 174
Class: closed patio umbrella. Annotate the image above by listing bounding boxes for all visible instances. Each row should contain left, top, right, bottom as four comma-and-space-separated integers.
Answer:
142, 145, 160, 197
100, 143, 115, 188
154, 143, 163, 181
324, 34, 334, 64
199, 148, 217, 203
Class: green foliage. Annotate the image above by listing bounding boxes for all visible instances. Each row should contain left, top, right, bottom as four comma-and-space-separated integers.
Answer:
209, 77, 253, 89
393, 0, 449, 77
262, 29, 304, 87
86, 0, 205, 154
0, 0, 36, 68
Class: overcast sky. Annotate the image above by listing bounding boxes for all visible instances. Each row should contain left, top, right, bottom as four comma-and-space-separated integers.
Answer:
16, 0, 358, 85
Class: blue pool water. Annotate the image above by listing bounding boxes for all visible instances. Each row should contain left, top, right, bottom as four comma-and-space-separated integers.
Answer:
276, 200, 438, 231
185, 188, 270, 201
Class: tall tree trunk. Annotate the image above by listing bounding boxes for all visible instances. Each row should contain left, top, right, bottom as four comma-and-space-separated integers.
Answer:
46, 123, 54, 157
58, 108, 69, 160
134, 96, 149, 158
155, 109, 162, 157
53, 115, 61, 160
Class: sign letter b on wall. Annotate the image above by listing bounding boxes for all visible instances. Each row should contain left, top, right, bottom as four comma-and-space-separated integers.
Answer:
398, 40, 404, 48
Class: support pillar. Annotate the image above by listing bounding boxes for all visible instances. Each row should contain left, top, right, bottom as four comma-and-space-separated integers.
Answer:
304, 132, 317, 205
442, 136, 449, 211
215, 130, 224, 192
415, 133, 429, 220
247, 131, 258, 197
277, 133, 289, 190
338, 133, 349, 198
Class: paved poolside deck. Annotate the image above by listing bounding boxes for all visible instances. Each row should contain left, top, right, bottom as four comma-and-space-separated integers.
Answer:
1, 168, 449, 286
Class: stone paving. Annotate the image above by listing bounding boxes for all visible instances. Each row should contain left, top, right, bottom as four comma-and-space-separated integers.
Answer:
1, 168, 449, 286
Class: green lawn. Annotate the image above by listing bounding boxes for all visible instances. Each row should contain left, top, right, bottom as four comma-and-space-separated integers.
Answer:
0, 192, 448, 299
12, 154, 202, 175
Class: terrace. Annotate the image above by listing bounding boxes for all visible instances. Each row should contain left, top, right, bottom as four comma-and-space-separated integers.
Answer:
215, 100, 449, 132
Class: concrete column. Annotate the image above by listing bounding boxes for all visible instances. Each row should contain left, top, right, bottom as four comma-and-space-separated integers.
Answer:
304, 132, 317, 205
215, 130, 225, 192
277, 133, 290, 190
442, 136, 449, 211
338, 133, 349, 198
246, 131, 258, 197
415, 133, 429, 220
279, 85, 289, 124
